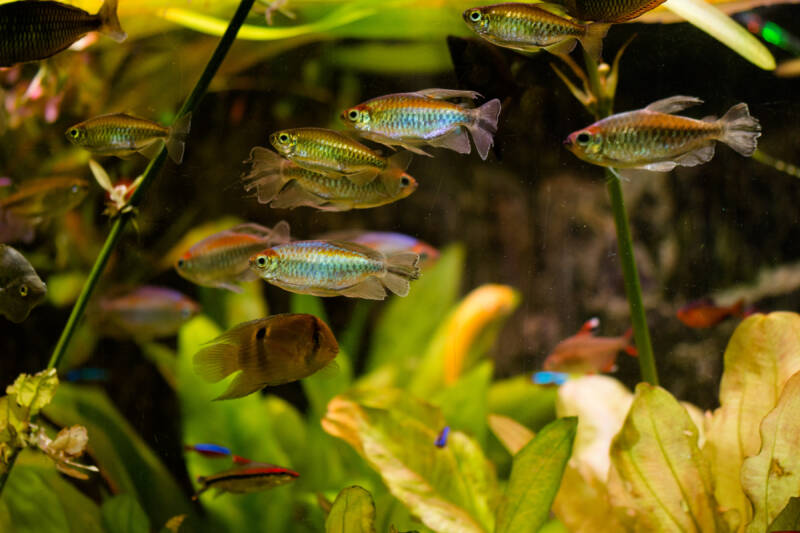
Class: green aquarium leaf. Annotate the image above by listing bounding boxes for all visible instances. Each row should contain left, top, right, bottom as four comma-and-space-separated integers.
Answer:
323, 389, 498, 533
741, 371, 800, 532
43, 384, 193, 529
608, 383, 723, 532
487, 376, 558, 431
325, 485, 376, 533
433, 361, 492, 446
487, 414, 534, 456
770, 497, 800, 531
495, 417, 577, 533
101, 494, 151, 533
327, 41, 453, 75
707, 313, 800, 530
664, 0, 775, 70
7, 369, 58, 414
1, 451, 102, 533
367, 245, 464, 375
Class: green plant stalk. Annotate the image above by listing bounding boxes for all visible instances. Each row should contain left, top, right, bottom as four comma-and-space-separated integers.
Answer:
0, 0, 258, 496
583, 50, 658, 385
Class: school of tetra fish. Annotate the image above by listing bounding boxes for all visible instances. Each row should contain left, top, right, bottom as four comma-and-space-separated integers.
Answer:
0, 0, 773, 500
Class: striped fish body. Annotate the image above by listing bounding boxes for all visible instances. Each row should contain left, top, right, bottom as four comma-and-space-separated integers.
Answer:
270, 127, 387, 177
554, 0, 667, 22
252, 241, 386, 295
196, 464, 298, 497
67, 114, 169, 156
287, 165, 414, 209
0, 177, 88, 219
464, 3, 586, 50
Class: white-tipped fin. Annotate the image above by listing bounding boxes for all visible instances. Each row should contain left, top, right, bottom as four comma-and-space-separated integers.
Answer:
97, 0, 127, 43
579, 23, 610, 63
166, 112, 192, 164
718, 103, 761, 157
636, 161, 678, 172
414, 88, 483, 101
645, 96, 703, 114
467, 98, 501, 160
340, 277, 387, 300
429, 128, 471, 154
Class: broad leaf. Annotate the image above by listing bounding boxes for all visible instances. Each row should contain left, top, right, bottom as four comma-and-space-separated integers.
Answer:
707, 313, 800, 530
608, 383, 724, 532
433, 361, 492, 446
8, 369, 58, 414
487, 414, 534, 456
741, 371, 800, 532
325, 486, 376, 533
43, 384, 192, 529
495, 417, 577, 533
487, 376, 558, 431
101, 494, 150, 533
323, 389, 497, 533
770, 497, 800, 531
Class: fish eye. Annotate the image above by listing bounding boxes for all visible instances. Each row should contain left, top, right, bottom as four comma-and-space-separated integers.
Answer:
18, 285, 28, 297
347, 109, 359, 121
256, 256, 268, 268
400, 176, 410, 187
469, 10, 482, 21
69, 128, 80, 138
177, 259, 185, 268
576, 132, 592, 145
278, 133, 290, 143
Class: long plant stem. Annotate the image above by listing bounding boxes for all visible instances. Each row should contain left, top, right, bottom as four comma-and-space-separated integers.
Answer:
0, 0, 256, 496
582, 50, 658, 385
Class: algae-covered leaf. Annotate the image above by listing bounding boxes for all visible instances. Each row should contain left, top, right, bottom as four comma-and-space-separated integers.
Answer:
325, 485, 376, 533
495, 417, 577, 533
322, 389, 497, 533
101, 494, 150, 533
707, 313, 800, 530
741, 371, 800, 532
487, 414, 534, 456
7, 368, 58, 414
664, 0, 775, 70
43, 384, 193, 529
367, 245, 464, 374
608, 383, 723, 532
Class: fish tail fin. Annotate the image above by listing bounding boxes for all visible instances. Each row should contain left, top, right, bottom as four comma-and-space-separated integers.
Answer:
166, 112, 192, 164
623, 328, 638, 357
241, 148, 291, 204
718, 103, 761, 156
193, 343, 239, 384
97, 0, 127, 43
467, 98, 502, 160
382, 251, 420, 297
580, 23, 610, 62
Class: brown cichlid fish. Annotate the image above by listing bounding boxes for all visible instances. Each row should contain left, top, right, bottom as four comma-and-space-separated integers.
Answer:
66, 112, 192, 164
0, 244, 47, 323
242, 147, 417, 211
194, 462, 299, 499
193, 314, 339, 400
542, 318, 637, 374
564, 96, 761, 171
462, 3, 609, 60
550, 0, 668, 22
0, 0, 126, 67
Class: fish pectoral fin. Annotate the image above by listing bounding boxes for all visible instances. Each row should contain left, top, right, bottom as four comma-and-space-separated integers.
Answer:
428, 128, 471, 155
216, 282, 244, 293
344, 168, 380, 186
339, 277, 388, 300
213, 371, 266, 401
644, 95, 704, 114
316, 359, 340, 378
674, 143, 716, 167
137, 139, 164, 160
270, 182, 326, 209
635, 161, 678, 172
414, 88, 482, 102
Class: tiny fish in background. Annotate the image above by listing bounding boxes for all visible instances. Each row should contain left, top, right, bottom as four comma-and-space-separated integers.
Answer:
175, 221, 291, 292
0, 244, 47, 323
531, 370, 569, 386
0, 0, 126, 67
340, 88, 501, 160
242, 148, 417, 211
462, 4, 609, 60
193, 462, 299, 499
269, 127, 411, 185
184, 444, 251, 464
677, 298, 748, 329
316, 230, 439, 268
193, 314, 339, 400
549, 0, 667, 22
434, 426, 450, 448
542, 318, 637, 374
95, 286, 200, 340
66, 112, 192, 164
65, 368, 109, 383
0, 177, 88, 222
564, 96, 761, 171
249, 240, 420, 299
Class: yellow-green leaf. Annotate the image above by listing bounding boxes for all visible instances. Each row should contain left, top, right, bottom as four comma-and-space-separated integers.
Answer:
495, 417, 577, 533
325, 486, 376, 533
741, 371, 800, 532
101, 494, 150, 533
664, 0, 775, 70
487, 414, 534, 456
608, 383, 724, 532
7, 369, 58, 414
707, 313, 800, 530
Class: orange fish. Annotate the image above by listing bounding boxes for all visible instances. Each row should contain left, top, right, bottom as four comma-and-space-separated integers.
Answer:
542, 318, 637, 374
676, 298, 746, 329
96, 286, 200, 340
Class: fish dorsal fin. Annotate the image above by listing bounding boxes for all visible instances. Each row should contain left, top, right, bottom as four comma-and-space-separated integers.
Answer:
577, 317, 599, 336
644, 96, 703, 114
327, 240, 385, 261
414, 88, 483, 101
269, 220, 291, 243
535, 2, 572, 17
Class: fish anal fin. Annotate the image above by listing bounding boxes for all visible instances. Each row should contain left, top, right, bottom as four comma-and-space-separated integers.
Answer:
137, 140, 163, 160
340, 277, 387, 300
344, 168, 380, 186
636, 161, 678, 172
544, 38, 577, 58
644, 96, 703, 114
270, 182, 326, 209
216, 282, 244, 293
429, 128, 471, 154
674, 143, 716, 167
213, 371, 266, 401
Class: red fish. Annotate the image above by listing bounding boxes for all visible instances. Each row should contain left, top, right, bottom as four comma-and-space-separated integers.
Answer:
542, 318, 637, 374
677, 298, 746, 329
